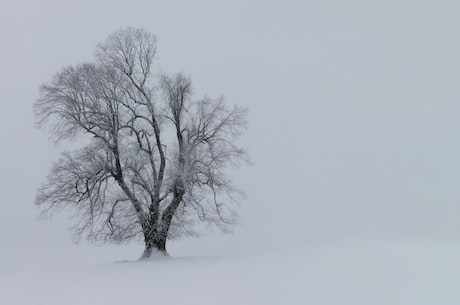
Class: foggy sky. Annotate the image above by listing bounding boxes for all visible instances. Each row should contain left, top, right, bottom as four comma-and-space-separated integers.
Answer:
1, 0, 460, 270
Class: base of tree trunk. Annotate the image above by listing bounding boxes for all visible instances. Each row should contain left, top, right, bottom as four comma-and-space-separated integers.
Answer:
140, 243, 169, 260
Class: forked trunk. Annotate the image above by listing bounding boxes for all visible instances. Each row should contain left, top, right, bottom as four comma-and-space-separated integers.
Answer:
141, 235, 168, 259
140, 186, 184, 259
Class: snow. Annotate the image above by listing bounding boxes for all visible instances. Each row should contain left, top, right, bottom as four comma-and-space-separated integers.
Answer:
1, 239, 460, 305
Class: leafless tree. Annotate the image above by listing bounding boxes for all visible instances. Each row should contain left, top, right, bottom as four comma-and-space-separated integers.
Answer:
34, 28, 248, 258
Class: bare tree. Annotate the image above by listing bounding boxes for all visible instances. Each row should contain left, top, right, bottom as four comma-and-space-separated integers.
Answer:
34, 28, 248, 258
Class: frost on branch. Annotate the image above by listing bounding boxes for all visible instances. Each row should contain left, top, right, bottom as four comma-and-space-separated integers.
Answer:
34, 27, 249, 257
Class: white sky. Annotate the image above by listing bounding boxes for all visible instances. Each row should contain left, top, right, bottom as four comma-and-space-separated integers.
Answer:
1, 0, 460, 270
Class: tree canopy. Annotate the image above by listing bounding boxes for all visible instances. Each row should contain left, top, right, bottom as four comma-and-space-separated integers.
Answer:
34, 27, 248, 257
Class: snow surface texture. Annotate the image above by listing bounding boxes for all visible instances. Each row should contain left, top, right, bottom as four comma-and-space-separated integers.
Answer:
1, 240, 460, 305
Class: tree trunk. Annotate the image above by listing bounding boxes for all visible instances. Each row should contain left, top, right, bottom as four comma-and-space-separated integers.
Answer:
140, 234, 168, 259
139, 184, 184, 259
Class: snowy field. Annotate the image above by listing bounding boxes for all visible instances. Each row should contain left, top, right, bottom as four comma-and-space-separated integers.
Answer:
1, 1, 460, 305
1, 240, 460, 305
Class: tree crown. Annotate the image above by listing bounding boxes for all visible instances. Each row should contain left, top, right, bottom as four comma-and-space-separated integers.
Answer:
34, 28, 248, 246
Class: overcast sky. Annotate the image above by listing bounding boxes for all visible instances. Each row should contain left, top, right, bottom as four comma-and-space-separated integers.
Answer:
1, 0, 460, 270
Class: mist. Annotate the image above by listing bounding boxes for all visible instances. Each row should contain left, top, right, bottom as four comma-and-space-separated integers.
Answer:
1, 0, 460, 271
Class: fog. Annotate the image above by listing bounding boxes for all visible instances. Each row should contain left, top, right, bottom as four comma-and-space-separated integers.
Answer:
1, 0, 460, 271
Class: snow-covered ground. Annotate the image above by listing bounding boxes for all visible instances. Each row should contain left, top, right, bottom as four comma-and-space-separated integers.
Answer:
1, 239, 460, 305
